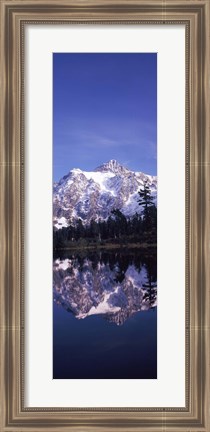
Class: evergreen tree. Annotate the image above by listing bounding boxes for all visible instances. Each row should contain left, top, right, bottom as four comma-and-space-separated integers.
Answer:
111, 209, 128, 238
138, 182, 155, 231
89, 219, 99, 239
75, 218, 85, 239
53, 196, 157, 248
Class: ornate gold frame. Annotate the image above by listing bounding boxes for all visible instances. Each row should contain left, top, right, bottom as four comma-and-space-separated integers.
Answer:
0, 1, 209, 431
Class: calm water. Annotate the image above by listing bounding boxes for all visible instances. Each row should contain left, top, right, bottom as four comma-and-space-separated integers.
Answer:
53, 249, 157, 379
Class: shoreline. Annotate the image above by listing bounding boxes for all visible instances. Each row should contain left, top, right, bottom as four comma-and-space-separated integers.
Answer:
53, 242, 157, 251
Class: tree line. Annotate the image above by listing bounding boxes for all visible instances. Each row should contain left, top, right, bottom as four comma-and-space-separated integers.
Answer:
53, 182, 157, 249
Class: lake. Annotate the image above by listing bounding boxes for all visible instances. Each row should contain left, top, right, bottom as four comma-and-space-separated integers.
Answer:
53, 249, 157, 379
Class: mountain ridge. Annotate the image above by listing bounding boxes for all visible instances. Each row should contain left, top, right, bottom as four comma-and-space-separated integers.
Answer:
53, 160, 157, 230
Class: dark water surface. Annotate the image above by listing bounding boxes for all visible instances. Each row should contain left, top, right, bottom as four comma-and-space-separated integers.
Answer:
53, 249, 157, 379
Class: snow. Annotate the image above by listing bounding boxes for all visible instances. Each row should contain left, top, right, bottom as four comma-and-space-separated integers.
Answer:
53, 256, 157, 323
54, 216, 68, 229
72, 168, 82, 173
121, 192, 141, 215
54, 258, 71, 270
83, 171, 115, 192
125, 265, 147, 288
77, 291, 121, 319
53, 160, 157, 228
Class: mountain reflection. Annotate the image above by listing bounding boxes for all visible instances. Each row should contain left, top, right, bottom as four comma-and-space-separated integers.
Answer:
53, 250, 157, 325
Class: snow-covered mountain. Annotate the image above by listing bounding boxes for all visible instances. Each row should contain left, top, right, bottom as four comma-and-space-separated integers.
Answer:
53, 159, 157, 229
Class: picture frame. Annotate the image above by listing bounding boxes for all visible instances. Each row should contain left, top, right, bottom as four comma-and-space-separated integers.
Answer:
0, 0, 209, 431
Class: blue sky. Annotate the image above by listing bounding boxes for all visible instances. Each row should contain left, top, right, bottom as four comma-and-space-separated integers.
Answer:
53, 53, 157, 181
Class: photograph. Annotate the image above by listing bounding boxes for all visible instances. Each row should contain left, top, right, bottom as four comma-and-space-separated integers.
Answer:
1, 0, 210, 429
53, 53, 157, 379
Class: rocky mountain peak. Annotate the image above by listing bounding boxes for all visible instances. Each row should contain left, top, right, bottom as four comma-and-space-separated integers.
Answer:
94, 159, 129, 174
53, 160, 157, 229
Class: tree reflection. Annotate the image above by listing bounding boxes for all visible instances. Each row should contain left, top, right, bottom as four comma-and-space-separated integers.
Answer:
53, 249, 157, 325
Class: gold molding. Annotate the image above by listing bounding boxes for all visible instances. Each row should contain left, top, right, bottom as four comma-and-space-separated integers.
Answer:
0, 1, 209, 431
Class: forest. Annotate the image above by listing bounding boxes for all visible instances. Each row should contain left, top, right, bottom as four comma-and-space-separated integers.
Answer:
53, 182, 157, 249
